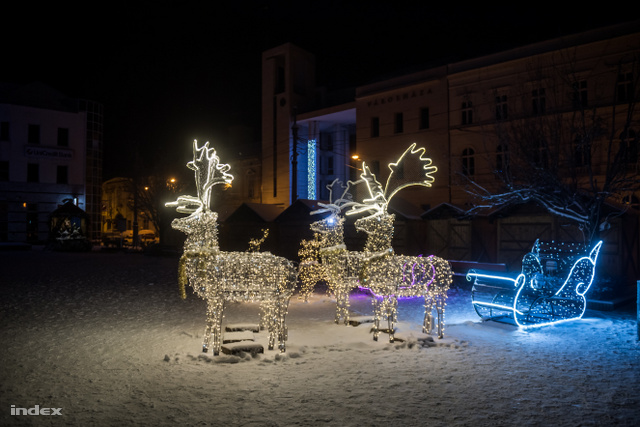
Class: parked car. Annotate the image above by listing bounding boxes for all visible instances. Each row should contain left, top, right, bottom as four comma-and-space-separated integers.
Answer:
122, 229, 158, 246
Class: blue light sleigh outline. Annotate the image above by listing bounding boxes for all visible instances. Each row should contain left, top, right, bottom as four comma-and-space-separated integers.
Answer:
467, 239, 603, 328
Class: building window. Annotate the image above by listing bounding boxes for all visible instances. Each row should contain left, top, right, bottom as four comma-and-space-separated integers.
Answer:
532, 88, 546, 115
617, 72, 633, 104
394, 112, 403, 133
0, 122, 9, 141
57, 165, 68, 184
419, 107, 430, 129
0, 161, 8, 181
27, 163, 39, 182
369, 160, 380, 178
57, 128, 69, 147
371, 117, 380, 137
462, 148, 475, 177
533, 140, 548, 167
462, 101, 473, 125
619, 129, 638, 167
495, 95, 508, 120
320, 132, 333, 151
574, 137, 591, 168
28, 124, 40, 144
572, 80, 588, 108
496, 145, 508, 174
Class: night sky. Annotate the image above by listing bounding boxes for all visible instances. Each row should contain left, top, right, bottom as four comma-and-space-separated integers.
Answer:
4, 2, 631, 178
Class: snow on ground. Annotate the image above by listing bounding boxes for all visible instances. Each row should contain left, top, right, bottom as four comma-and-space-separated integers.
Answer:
1, 249, 638, 426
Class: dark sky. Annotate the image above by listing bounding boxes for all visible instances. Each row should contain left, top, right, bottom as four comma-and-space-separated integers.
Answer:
4, 2, 632, 178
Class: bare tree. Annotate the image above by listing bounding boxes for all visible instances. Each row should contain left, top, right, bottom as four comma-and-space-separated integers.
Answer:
132, 173, 190, 246
462, 52, 640, 245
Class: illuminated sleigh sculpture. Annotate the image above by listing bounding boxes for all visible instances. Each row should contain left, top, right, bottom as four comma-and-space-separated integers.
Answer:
168, 141, 298, 355
467, 239, 603, 327
342, 144, 453, 341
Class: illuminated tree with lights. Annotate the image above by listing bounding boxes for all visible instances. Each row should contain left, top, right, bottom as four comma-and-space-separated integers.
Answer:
167, 140, 298, 355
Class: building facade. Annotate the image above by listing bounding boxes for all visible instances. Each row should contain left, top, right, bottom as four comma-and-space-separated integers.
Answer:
0, 82, 103, 244
260, 22, 640, 288
262, 22, 639, 212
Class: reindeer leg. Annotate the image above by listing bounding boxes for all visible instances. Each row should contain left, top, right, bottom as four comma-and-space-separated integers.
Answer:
341, 287, 351, 325
371, 295, 380, 341
277, 295, 290, 353
212, 298, 225, 355
203, 298, 224, 354
387, 296, 397, 343
334, 288, 343, 324
423, 295, 434, 334
202, 311, 213, 353
436, 296, 445, 339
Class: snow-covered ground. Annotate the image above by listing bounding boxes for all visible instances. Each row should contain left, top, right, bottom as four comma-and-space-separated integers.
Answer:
1, 249, 638, 426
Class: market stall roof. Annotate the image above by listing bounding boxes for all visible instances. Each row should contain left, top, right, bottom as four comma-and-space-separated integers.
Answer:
50, 201, 88, 218
224, 203, 285, 223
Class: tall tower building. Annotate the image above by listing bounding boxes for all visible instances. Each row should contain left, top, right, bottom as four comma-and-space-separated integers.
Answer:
261, 43, 316, 205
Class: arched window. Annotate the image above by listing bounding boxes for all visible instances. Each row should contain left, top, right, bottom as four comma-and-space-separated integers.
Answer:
462, 148, 475, 177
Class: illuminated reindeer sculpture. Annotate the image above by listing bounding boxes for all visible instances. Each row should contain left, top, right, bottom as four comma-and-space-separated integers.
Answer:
346, 144, 453, 341
167, 141, 297, 355
307, 178, 364, 324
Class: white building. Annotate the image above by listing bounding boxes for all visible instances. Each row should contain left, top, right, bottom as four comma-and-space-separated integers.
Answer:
0, 82, 103, 244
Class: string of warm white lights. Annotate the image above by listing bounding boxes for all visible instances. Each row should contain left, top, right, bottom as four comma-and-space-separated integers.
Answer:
168, 140, 297, 355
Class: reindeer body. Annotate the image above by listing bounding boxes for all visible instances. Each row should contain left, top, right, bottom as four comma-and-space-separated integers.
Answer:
345, 143, 453, 341
169, 141, 297, 355
355, 213, 452, 340
309, 214, 367, 324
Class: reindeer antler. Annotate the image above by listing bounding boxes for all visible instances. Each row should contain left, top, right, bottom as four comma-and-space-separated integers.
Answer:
311, 178, 360, 216
347, 143, 437, 219
166, 140, 234, 214
384, 143, 437, 202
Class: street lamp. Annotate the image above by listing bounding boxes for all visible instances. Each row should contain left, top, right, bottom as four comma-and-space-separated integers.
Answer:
167, 178, 177, 192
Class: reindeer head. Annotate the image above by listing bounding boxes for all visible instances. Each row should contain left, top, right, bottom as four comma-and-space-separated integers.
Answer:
166, 140, 234, 249
309, 179, 359, 249
347, 143, 437, 251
